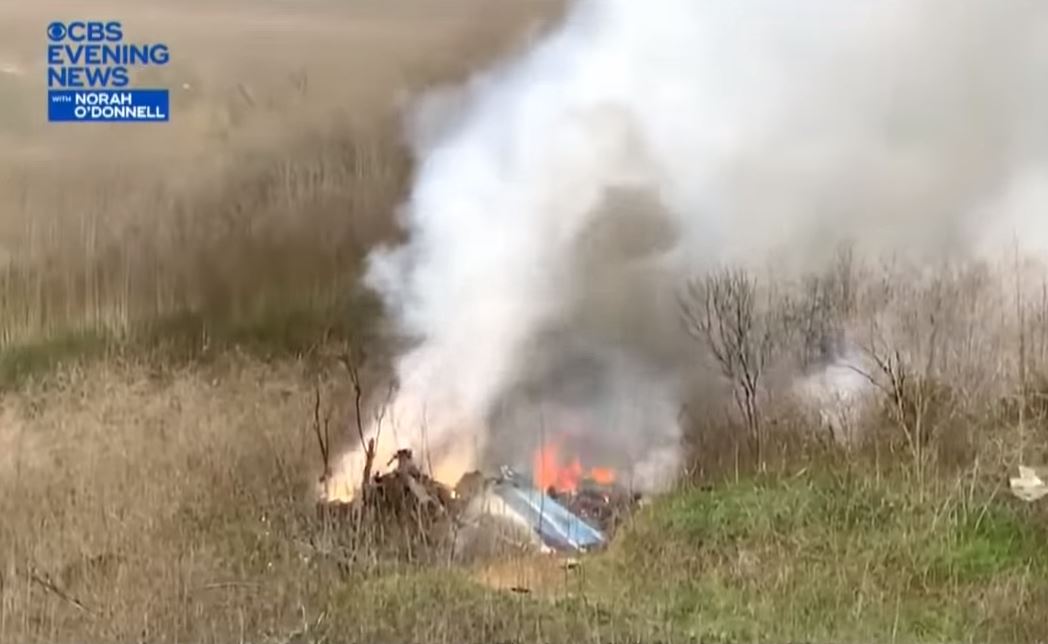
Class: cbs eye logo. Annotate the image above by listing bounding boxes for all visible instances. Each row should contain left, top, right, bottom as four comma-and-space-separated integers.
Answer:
47, 22, 66, 41
46, 21, 123, 42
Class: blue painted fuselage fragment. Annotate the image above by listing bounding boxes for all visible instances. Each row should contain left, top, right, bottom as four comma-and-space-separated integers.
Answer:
491, 481, 606, 551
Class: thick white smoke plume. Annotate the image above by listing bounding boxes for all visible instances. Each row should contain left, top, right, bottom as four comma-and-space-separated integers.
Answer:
325, 0, 1048, 499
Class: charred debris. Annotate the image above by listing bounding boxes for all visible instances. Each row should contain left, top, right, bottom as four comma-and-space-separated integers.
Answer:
317, 449, 640, 556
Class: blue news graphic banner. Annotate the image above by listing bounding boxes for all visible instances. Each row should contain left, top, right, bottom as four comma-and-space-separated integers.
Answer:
46, 20, 170, 123
48, 89, 169, 122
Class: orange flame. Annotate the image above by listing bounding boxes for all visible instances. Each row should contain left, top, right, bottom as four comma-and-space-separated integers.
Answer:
532, 440, 616, 492
589, 467, 616, 486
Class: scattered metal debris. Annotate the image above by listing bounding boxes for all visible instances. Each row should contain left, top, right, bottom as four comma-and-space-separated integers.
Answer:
548, 479, 641, 535
457, 469, 607, 554
316, 452, 637, 560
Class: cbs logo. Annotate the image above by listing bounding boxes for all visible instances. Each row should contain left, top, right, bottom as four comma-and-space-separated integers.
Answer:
47, 21, 123, 43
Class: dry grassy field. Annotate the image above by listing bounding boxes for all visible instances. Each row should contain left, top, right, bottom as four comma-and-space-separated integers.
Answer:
2, 349, 1047, 643
2, 2, 1048, 643
0, 0, 559, 350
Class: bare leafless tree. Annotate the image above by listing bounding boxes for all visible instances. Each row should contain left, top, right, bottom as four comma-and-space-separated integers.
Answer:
680, 268, 781, 467
339, 345, 378, 498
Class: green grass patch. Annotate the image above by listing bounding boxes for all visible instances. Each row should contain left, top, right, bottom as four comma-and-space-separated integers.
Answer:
0, 328, 110, 389
572, 472, 1048, 643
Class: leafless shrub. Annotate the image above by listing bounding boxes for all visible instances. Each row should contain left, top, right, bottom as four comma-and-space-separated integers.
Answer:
677, 251, 1044, 481
846, 261, 1017, 480
863, 349, 961, 479
312, 384, 334, 483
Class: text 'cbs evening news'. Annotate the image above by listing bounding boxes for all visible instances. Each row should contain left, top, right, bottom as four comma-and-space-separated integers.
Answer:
46, 20, 170, 123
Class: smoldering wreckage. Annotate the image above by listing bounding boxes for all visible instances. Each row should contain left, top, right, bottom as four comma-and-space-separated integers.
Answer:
308, 0, 1048, 568
312, 414, 1048, 567
318, 446, 641, 560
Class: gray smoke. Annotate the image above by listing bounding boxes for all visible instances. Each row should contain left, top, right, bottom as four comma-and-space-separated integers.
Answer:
325, 0, 1048, 498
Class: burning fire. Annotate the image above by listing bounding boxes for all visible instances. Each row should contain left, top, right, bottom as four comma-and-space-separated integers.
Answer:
532, 439, 616, 492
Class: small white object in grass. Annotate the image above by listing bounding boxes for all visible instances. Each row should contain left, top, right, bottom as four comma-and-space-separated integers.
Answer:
1009, 466, 1048, 502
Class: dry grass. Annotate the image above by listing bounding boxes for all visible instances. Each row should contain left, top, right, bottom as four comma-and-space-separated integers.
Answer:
0, 0, 562, 349
4, 254, 1048, 644
2, 254, 1048, 642
0, 355, 322, 642
2, 353, 1046, 643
